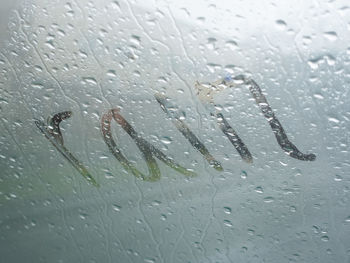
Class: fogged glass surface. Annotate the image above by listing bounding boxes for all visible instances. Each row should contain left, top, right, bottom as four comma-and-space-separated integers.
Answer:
1, 0, 349, 262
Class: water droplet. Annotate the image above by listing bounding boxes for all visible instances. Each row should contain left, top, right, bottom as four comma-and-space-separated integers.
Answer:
79, 213, 88, 220
275, 19, 287, 30
196, 17, 206, 24
313, 93, 324, 100
151, 200, 161, 206
328, 117, 340, 124
325, 55, 336, 65
177, 89, 184, 94
263, 197, 274, 203
106, 70, 117, 77
307, 57, 323, 69
225, 40, 238, 50
323, 31, 338, 41
334, 174, 343, 181
321, 235, 329, 242
214, 105, 223, 111
45, 40, 55, 49
57, 29, 66, 37
133, 70, 141, 77
302, 35, 312, 44
161, 136, 172, 145
223, 207, 232, 214
79, 50, 88, 58
255, 186, 263, 194
31, 82, 44, 89
206, 37, 217, 50
9, 193, 17, 199
130, 35, 141, 46
344, 216, 350, 223
240, 170, 247, 179
82, 77, 97, 85
113, 204, 121, 212
34, 65, 43, 72
223, 220, 233, 227
111, 1, 120, 9
247, 229, 255, 235
64, 2, 72, 9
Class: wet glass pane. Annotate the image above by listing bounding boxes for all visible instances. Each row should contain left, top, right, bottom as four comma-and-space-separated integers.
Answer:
1, 0, 349, 262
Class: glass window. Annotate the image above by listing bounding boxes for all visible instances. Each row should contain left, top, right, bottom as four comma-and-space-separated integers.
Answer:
1, 0, 349, 262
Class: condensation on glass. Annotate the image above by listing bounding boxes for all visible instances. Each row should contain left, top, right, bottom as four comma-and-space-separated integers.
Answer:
0, 0, 349, 262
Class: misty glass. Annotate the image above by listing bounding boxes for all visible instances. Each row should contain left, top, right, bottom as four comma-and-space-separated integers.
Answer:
1, 0, 349, 262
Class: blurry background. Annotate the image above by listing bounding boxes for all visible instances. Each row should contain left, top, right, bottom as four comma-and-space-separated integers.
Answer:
1, 0, 350, 262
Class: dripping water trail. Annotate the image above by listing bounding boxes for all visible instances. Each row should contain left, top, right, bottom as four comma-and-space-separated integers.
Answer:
216, 112, 253, 163
35, 111, 99, 186
154, 93, 223, 171
235, 75, 316, 161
